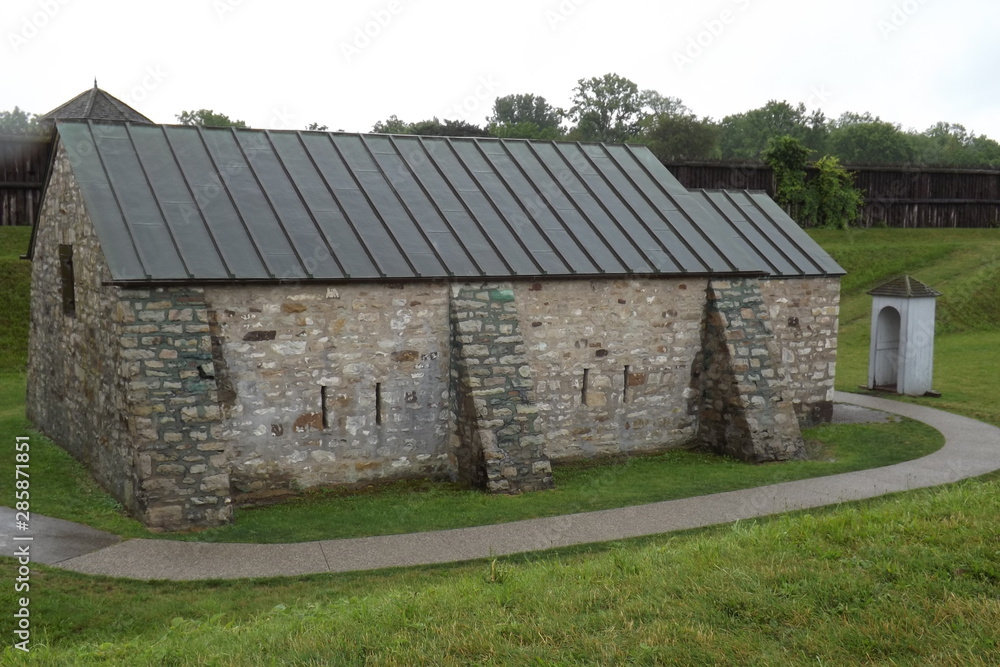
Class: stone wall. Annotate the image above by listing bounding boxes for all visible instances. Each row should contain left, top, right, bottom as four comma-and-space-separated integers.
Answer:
26, 144, 137, 512
759, 277, 840, 425
516, 279, 707, 460
204, 282, 454, 502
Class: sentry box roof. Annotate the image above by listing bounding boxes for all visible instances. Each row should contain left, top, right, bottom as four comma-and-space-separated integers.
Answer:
41, 121, 845, 284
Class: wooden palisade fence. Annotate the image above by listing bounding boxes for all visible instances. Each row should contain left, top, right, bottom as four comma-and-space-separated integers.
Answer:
0, 135, 51, 227
664, 162, 1000, 228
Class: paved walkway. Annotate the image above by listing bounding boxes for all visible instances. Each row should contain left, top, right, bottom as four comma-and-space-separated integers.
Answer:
4, 392, 998, 581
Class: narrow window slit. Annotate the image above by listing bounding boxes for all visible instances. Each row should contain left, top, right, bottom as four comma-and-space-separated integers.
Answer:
623, 365, 630, 403
320, 385, 328, 430
581, 368, 590, 406
375, 382, 382, 425
58, 244, 75, 316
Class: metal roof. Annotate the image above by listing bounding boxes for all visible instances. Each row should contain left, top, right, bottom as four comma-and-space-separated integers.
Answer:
868, 275, 941, 298
50, 121, 844, 283
692, 190, 846, 278
41, 85, 153, 125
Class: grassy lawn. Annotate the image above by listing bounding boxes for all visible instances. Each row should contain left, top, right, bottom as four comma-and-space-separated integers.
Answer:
3, 473, 999, 664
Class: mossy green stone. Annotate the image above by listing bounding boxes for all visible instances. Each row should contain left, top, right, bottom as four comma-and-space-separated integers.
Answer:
489, 288, 515, 302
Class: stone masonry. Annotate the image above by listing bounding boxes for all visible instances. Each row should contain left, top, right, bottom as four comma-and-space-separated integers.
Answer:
698, 278, 805, 462
118, 287, 232, 530
204, 283, 454, 503
516, 279, 706, 460
450, 284, 553, 493
760, 277, 840, 425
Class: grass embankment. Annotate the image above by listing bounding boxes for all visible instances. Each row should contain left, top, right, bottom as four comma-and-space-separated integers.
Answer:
813, 228, 1000, 426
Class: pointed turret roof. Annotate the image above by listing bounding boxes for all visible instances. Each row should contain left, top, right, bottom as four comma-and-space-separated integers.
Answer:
39, 82, 153, 124
868, 275, 941, 298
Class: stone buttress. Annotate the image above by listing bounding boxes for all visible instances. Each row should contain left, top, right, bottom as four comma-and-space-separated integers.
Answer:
449, 283, 554, 493
698, 278, 805, 462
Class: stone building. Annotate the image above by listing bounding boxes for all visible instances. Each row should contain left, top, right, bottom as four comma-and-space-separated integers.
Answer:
27, 119, 844, 531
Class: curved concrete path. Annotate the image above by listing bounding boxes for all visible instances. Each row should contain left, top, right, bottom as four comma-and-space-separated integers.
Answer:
7, 392, 999, 581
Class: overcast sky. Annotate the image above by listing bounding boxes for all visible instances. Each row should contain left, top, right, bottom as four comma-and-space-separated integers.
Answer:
4, 0, 999, 140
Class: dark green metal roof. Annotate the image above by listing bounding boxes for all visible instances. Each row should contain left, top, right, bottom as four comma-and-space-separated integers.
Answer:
693, 190, 846, 278
50, 121, 844, 283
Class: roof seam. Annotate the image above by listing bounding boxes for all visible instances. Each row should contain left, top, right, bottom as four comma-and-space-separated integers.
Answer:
194, 125, 275, 279
439, 138, 546, 275
296, 132, 384, 278
621, 145, 733, 272
703, 190, 781, 276
412, 135, 517, 275
545, 142, 659, 273
264, 130, 346, 279
358, 134, 451, 277
518, 140, 629, 273
87, 120, 151, 280
124, 124, 192, 278
325, 134, 420, 277
739, 190, 825, 275
566, 143, 683, 272
231, 129, 312, 279
386, 135, 487, 276
161, 126, 236, 279
490, 138, 602, 274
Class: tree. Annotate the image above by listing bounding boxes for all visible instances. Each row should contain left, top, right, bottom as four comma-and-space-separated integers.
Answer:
371, 115, 411, 134
802, 155, 864, 229
761, 135, 811, 209
642, 113, 720, 162
909, 122, 1000, 166
826, 113, 913, 164
567, 73, 642, 143
306, 122, 329, 132
487, 94, 563, 132
408, 118, 491, 137
761, 135, 862, 229
719, 100, 827, 159
638, 89, 688, 118
0, 107, 46, 136
369, 116, 490, 137
488, 121, 564, 140
176, 109, 248, 128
